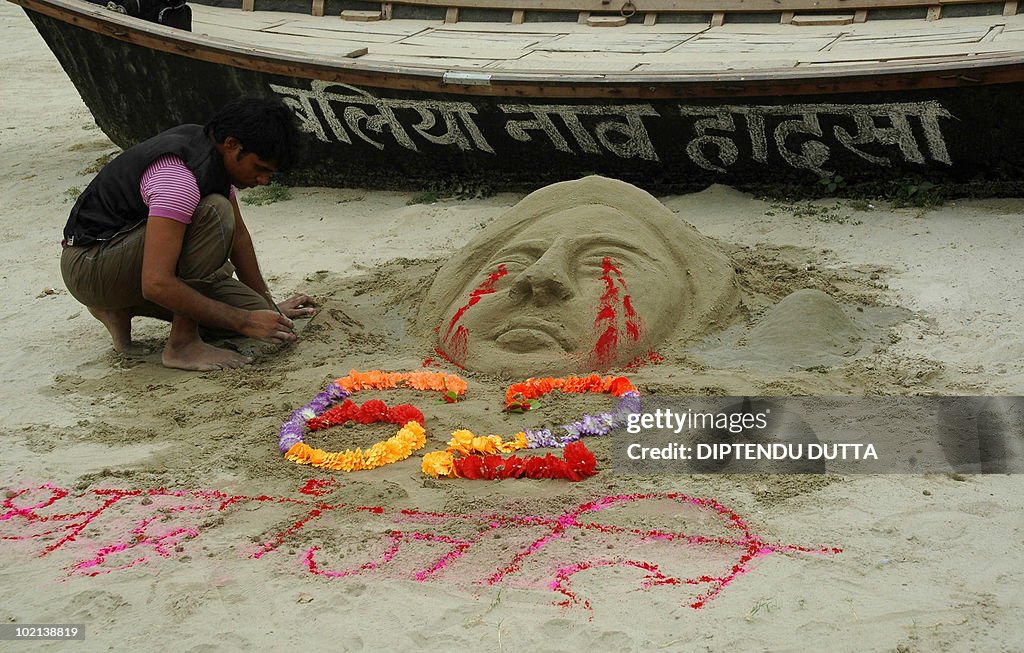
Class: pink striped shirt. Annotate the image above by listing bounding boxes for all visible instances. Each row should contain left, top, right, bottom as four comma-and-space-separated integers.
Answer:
139, 155, 236, 224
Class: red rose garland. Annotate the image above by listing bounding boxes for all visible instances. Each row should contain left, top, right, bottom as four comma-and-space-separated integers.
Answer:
425, 441, 598, 482
458, 442, 597, 481
307, 399, 424, 431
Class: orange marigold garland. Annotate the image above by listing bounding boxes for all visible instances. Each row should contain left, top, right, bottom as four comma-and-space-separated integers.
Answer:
336, 370, 467, 403
505, 374, 637, 411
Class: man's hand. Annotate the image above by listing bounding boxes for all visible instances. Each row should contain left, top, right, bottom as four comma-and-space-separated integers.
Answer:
240, 309, 297, 344
277, 293, 317, 319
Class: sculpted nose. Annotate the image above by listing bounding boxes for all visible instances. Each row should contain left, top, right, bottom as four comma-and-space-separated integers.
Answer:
510, 249, 575, 307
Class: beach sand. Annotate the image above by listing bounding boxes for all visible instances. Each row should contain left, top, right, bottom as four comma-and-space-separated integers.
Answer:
1, 3, 1023, 651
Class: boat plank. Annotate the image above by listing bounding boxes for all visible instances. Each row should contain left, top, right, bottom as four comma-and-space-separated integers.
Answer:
832, 29, 1000, 48
487, 51, 645, 71
537, 32, 699, 52
635, 60, 801, 71
362, 54, 501, 67
680, 34, 838, 51
393, 29, 561, 48
367, 43, 529, 59
800, 50, 1023, 67
262, 23, 430, 41
635, 39, 1021, 64
702, 22, 848, 36
199, 21, 396, 53
424, 21, 707, 34
817, 42, 1020, 60
192, 12, 292, 31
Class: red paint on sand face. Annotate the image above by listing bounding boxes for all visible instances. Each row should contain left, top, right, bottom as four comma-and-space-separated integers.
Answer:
440, 265, 508, 363
593, 326, 618, 366
423, 347, 467, 371
591, 258, 645, 367
448, 325, 469, 364
622, 296, 641, 341
1, 482, 839, 611
626, 351, 665, 370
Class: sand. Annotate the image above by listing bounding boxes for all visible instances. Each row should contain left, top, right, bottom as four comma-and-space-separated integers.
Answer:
2, 3, 1023, 651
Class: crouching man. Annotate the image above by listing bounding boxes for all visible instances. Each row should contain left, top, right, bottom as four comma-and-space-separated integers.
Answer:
61, 96, 315, 371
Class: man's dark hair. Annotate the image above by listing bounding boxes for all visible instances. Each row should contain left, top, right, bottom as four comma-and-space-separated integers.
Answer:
204, 96, 300, 170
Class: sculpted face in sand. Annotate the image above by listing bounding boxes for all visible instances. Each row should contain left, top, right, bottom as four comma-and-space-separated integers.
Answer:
419, 176, 739, 375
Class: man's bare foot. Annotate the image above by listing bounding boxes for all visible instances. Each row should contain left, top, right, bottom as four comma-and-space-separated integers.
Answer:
87, 307, 149, 356
162, 339, 252, 371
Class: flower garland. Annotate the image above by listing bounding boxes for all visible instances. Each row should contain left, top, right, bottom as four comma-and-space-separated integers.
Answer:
307, 399, 423, 431
279, 370, 638, 479
422, 441, 597, 481
522, 389, 641, 449
421, 375, 640, 459
278, 370, 466, 472
278, 382, 349, 455
505, 374, 636, 410
336, 370, 467, 402
445, 429, 529, 456
419, 375, 639, 480
286, 421, 426, 472
500, 374, 642, 448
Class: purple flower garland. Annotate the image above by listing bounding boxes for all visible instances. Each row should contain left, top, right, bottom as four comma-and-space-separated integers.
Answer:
278, 382, 349, 453
524, 390, 641, 449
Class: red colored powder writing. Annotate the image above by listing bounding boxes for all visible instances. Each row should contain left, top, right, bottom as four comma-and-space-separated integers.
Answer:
1, 482, 840, 611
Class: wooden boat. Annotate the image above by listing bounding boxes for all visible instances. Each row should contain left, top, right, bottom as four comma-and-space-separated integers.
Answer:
10, 0, 1024, 193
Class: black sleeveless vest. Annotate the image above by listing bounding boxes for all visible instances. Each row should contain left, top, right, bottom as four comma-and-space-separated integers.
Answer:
64, 124, 232, 246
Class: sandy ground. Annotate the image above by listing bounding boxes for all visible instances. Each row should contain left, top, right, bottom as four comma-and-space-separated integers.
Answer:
2, 3, 1023, 651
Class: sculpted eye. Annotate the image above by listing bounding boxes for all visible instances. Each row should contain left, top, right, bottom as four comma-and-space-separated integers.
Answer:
578, 247, 644, 271
579, 253, 620, 271
487, 253, 535, 273
579, 254, 611, 270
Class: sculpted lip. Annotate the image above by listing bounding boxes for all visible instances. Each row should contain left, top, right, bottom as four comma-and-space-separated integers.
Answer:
493, 318, 574, 352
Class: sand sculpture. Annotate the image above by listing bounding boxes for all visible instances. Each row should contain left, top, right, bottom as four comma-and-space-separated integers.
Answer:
419, 176, 740, 375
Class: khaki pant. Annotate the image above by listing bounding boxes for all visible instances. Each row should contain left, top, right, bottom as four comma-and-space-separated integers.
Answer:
61, 195, 270, 329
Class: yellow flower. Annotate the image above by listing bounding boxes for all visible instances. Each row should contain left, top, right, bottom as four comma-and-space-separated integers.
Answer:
308, 448, 328, 466
471, 436, 492, 454
380, 438, 406, 462
449, 430, 475, 455
336, 450, 364, 471
285, 442, 311, 462
422, 451, 455, 478
401, 421, 427, 448
512, 432, 528, 450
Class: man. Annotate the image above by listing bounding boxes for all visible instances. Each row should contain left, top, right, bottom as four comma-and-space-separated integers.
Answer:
61, 97, 316, 371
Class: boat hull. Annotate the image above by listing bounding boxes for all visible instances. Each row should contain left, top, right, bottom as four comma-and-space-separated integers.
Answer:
23, 6, 1024, 194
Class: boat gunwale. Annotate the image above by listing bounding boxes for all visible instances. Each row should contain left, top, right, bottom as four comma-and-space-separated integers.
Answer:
202, 0, 1018, 13
10, 0, 1024, 99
